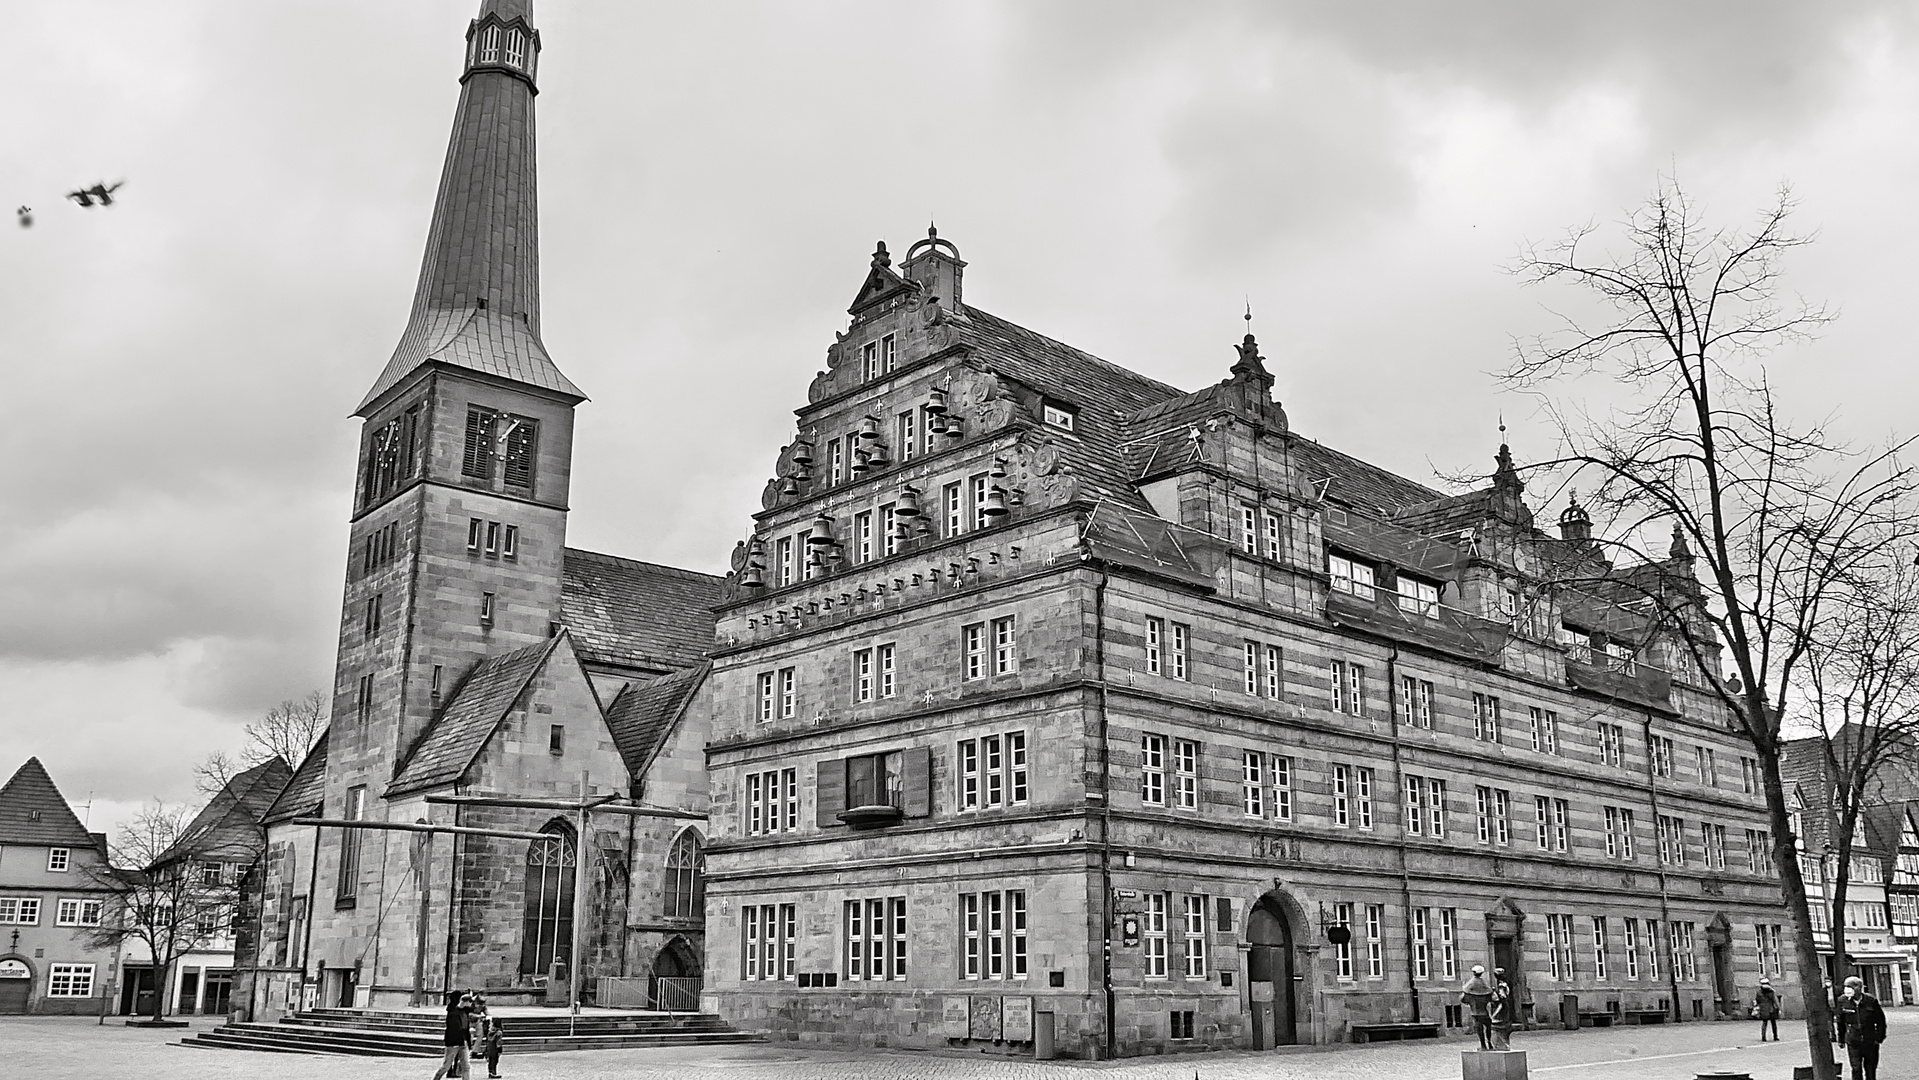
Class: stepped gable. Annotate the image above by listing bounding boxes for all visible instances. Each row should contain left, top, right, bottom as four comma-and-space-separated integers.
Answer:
603, 663, 709, 777
162, 758, 293, 863
950, 305, 1181, 511
357, 0, 582, 414
562, 548, 722, 674
389, 635, 563, 796
0, 757, 96, 848
262, 732, 330, 826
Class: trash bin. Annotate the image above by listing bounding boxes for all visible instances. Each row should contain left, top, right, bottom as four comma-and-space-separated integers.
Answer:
1034, 1011, 1056, 1060
1560, 993, 1579, 1031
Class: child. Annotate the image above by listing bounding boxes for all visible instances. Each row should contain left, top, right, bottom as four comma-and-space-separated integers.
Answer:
480, 1013, 505, 1078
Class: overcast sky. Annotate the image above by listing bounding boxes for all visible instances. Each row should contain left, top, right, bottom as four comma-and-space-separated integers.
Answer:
7, 0, 1919, 840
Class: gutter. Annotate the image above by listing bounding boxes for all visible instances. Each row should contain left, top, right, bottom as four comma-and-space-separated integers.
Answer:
1640, 709, 1683, 1021
1093, 563, 1116, 1060
1384, 643, 1422, 1022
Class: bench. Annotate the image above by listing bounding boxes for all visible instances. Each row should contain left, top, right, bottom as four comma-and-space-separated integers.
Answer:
1622, 1009, 1670, 1025
1578, 1011, 1617, 1028
1350, 1021, 1442, 1043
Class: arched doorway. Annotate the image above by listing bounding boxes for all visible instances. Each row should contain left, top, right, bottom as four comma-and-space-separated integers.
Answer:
650, 934, 703, 1011
0, 957, 33, 1015
1247, 896, 1298, 1047
519, 822, 576, 982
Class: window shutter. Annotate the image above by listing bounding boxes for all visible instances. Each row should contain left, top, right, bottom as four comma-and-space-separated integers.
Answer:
903, 747, 932, 817
462, 409, 495, 479
815, 758, 845, 827
504, 417, 538, 488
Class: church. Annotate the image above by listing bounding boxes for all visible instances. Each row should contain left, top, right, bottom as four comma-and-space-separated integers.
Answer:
251, 0, 1795, 1059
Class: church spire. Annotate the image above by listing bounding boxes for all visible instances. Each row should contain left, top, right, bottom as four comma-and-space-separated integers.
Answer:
357, 0, 582, 415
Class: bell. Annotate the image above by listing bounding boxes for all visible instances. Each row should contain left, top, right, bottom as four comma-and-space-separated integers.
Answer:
990, 459, 1008, 481
916, 516, 934, 537
808, 512, 836, 546
926, 412, 948, 435
926, 385, 949, 416
779, 476, 800, 497
806, 547, 825, 571
741, 564, 765, 589
865, 445, 891, 470
790, 438, 815, 468
858, 415, 882, 443
944, 417, 965, 441
983, 485, 1009, 518
896, 485, 922, 518
747, 535, 766, 563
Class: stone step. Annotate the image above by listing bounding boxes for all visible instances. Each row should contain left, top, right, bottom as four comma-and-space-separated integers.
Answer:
181, 1012, 766, 1057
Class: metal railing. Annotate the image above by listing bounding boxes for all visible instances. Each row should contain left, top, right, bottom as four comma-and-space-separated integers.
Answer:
655, 977, 701, 1012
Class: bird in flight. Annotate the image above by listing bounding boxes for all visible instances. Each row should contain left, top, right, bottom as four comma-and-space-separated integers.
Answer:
67, 181, 123, 207
15, 206, 30, 228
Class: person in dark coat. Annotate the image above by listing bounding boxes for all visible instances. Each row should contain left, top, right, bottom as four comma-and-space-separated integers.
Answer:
1461, 965, 1495, 1050
431, 991, 472, 1080
1836, 975, 1888, 1080
1753, 977, 1780, 1041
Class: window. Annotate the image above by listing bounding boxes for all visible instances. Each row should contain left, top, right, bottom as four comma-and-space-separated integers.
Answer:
1605, 641, 1637, 674
1695, 746, 1718, 787
1043, 403, 1076, 430
337, 786, 365, 904
1651, 735, 1675, 778
480, 591, 495, 626
845, 897, 906, 980
47, 964, 94, 998
1623, 918, 1641, 979
1658, 815, 1687, 866
957, 732, 1027, 811
502, 524, 518, 560
1746, 829, 1775, 875
1428, 778, 1447, 838
1604, 807, 1636, 860
959, 891, 1027, 981
1397, 576, 1440, 617
1546, 913, 1576, 980
360, 405, 422, 508
854, 648, 874, 702
1143, 893, 1169, 978
1173, 739, 1200, 811
1412, 908, 1431, 979
970, 473, 989, 531
1242, 751, 1264, 817
1472, 693, 1501, 743
1332, 902, 1354, 979
827, 438, 845, 486
1529, 707, 1559, 754
1329, 554, 1375, 600
943, 482, 962, 537
755, 672, 775, 723
1701, 822, 1727, 870
47, 847, 70, 873
1400, 676, 1434, 729
745, 769, 798, 836
357, 672, 374, 724
663, 831, 704, 919
1141, 735, 1165, 806
1406, 775, 1427, 836
1439, 908, 1458, 978
1333, 766, 1375, 830
1599, 723, 1625, 767
1672, 921, 1697, 980
1239, 505, 1259, 554
742, 903, 796, 981
1330, 660, 1367, 716
775, 537, 794, 587
1643, 919, 1661, 981
1243, 641, 1260, 694
846, 751, 902, 810
1264, 510, 1284, 559
1334, 765, 1352, 827
201, 861, 224, 886
56, 898, 103, 927
1262, 644, 1283, 699
778, 668, 796, 719
1145, 617, 1162, 675
461, 407, 496, 479
485, 520, 501, 557
877, 643, 895, 698
542, 723, 561, 755
1741, 756, 1760, 795
897, 410, 917, 462
1170, 1010, 1196, 1040
478, 23, 501, 63
1591, 917, 1609, 980
963, 623, 985, 680
0, 898, 41, 924
1536, 796, 1569, 851
1755, 924, 1784, 977
498, 416, 537, 489
1169, 623, 1188, 679
1475, 786, 1497, 845
1184, 895, 1208, 977
881, 504, 898, 557
1365, 903, 1385, 978
992, 616, 1017, 675
468, 518, 484, 553
855, 511, 873, 563
1272, 754, 1293, 820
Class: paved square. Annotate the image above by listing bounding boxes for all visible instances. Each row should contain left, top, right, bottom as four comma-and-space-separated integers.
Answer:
2, 1013, 1914, 1080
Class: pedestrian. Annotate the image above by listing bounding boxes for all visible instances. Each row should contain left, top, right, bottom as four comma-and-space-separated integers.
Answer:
1836, 975, 1887, 1080
431, 990, 472, 1080
1753, 977, 1780, 1042
480, 1012, 505, 1077
1461, 964, 1495, 1051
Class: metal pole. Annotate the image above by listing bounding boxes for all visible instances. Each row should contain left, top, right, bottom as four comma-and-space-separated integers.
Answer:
425, 793, 623, 812
290, 818, 551, 842
570, 770, 589, 1032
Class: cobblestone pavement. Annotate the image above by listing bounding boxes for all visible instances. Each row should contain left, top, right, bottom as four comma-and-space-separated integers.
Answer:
3, 1012, 1914, 1080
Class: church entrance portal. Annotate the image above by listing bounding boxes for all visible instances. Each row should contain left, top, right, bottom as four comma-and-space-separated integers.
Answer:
1247, 896, 1297, 1047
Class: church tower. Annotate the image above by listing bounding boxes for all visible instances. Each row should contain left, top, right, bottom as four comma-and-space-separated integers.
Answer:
315, 0, 581, 998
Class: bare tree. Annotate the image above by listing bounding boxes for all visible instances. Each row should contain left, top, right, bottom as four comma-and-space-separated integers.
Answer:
194, 691, 328, 798
1504, 177, 1917, 1080
1799, 548, 1919, 990
82, 801, 252, 1023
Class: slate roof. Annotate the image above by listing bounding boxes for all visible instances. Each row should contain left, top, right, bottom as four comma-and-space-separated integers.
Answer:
159, 758, 291, 866
1081, 503, 1218, 590
562, 548, 722, 675
1290, 437, 1443, 513
603, 664, 709, 778
389, 636, 562, 796
0, 758, 95, 848
263, 732, 331, 826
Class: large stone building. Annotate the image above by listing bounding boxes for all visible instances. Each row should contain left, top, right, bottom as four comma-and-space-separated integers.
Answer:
697, 236, 1797, 1056
251, 0, 719, 1016
0, 758, 121, 1015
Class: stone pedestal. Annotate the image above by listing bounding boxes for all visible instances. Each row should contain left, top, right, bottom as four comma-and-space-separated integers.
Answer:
1462, 1050, 1529, 1080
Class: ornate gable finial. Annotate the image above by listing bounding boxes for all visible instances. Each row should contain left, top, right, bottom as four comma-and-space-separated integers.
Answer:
871, 241, 891, 270
1228, 300, 1274, 397
1669, 520, 1694, 561
1492, 418, 1522, 496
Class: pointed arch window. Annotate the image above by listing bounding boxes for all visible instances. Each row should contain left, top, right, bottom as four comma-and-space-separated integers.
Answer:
520, 823, 575, 979
480, 25, 502, 64
503, 30, 526, 69
663, 830, 705, 920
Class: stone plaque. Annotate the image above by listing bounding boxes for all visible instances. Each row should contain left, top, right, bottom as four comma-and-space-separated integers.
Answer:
942, 995, 971, 1038
970, 994, 1003, 1041
1003, 996, 1034, 1041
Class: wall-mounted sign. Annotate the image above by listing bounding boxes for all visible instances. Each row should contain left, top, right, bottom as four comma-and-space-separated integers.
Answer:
0, 959, 29, 979
1121, 915, 1141, 947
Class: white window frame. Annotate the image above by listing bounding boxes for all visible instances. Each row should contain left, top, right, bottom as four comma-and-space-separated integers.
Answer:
1141, 735, 1166, 806
47, 847, 70, 873
47, 963, 94, 998
991, 616, 1017, 675
1242, 751, 1264, 818
778, 667, 796, 719
1273, 755, 1293, 821
1173, 738, 1199, 811
1184, 894, 1208, 977
963, 623, 985, 680
854, 648, 874, 703
1143, 893, 1169, 979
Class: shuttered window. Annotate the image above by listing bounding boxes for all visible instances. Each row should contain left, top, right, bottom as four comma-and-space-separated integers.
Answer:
503, 416, 538, 488
462, 408, 497, 479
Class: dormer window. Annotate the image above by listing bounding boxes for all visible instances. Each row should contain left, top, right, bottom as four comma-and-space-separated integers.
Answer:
503, 29, 526, 68
1396, 576, 1440, 618
1328, 553, 1375, 601
1043, 403, 1077, 431
480, 24, 501, 64
1605, 642, 1637, 675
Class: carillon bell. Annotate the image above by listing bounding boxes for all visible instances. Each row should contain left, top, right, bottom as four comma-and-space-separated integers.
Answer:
926, 385, 949, 415
741, 564, 765, 589
790, 438, 815, 468
858, 415, 882, 443
944, 417, 965, 441
983, 485, 1009, 518
896, 485, 922, 518
989, 459, 1008, 481
806, 546, 825, 571
850, 449, 869, 476
780, 476, 801, 497
747, 535, 766, 562
926, 412, 949, 435
808, 512, 836, 546
865, 445, 891, 469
